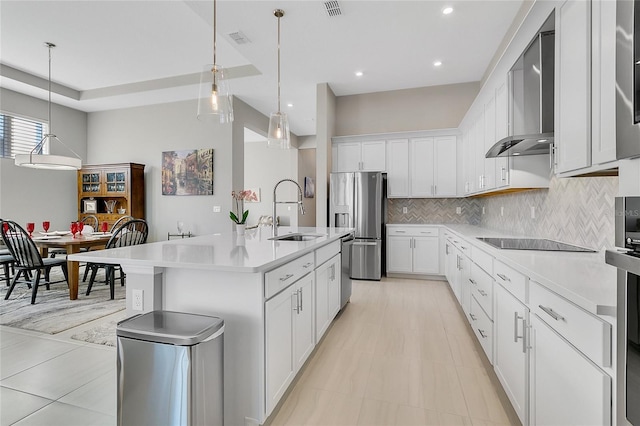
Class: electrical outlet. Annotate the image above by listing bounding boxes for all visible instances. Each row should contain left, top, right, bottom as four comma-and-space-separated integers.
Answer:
530, 206, 536, 219
402, 207, 408, 214
213, 205, 221, 213
456, 207, 462, 215
132, 289, 143, 311
500, 206, 504, 217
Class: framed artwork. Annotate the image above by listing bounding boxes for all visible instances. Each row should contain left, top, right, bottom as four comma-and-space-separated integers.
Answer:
162, 149, 213, 195
245, 188, 261, 202
304, 176, 315, 198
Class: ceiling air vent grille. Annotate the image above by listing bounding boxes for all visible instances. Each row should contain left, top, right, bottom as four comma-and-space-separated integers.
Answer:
323, 1, 342, 17
228, 31, 250, 45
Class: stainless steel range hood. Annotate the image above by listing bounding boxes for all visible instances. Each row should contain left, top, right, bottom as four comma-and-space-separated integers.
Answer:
486, 15, 555, 158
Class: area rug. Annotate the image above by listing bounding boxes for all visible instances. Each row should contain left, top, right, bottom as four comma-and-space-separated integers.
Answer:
71, 310, 128, 347
0, 268, 126, 334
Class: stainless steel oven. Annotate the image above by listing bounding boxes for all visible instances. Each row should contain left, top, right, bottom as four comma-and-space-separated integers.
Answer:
616, 0, 640, 159
606, 197, 640, 425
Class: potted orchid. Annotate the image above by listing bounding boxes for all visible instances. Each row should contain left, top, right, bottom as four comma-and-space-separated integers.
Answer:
230, 190, 258, 234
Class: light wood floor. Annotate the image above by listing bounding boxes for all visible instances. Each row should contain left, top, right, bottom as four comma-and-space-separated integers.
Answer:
269, 277, 520, 426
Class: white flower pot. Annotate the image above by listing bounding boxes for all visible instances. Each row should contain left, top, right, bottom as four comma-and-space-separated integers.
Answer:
236, 224, 246, 236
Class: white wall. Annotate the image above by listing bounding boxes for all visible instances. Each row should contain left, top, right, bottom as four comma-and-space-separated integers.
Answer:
244, 140, 299, 227
0, 88, 87, 231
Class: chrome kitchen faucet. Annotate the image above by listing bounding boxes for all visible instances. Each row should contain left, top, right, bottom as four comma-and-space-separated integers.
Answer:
272, 179, 305, 236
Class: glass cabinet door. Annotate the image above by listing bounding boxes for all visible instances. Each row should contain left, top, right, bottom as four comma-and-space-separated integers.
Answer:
105, 170, 127, 194
81, 172, 101, 194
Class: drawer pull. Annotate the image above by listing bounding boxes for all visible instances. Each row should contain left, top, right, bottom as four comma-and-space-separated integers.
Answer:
395, 230, 406, 233
461, 246, 467, 250
478, 329, 487, 339
478, 289, 488, 297
280, 273, 294, 282
468, 278, 477, 285
469, 313, 477, 321
538, 305, 565, 321
303, 262, 313, 268
496, 273, 511, 282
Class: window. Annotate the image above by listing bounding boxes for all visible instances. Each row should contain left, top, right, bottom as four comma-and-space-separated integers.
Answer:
0, 113, 48, 159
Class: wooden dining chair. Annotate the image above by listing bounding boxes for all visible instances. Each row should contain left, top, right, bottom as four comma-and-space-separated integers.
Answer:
1, 220, 69, 304
86, 218, 148, 299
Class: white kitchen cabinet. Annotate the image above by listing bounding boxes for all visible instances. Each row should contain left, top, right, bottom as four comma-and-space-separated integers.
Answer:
386, 139, 410, 197
555, 0, 617, 175
411, 137, 457, 197
494, 283, 529, 425
470, 295, 493, 363
483, 96, 497, 191
529, 315, 611, 425
334, 140, 385, 172
315, 254, 341, 342
444, 237, 470, 309
387, 226, 439, 275
265, 272, 315, 414
494, 79, 510, 188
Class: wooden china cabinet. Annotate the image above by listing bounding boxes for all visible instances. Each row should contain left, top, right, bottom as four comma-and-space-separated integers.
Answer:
77, 163, 145, 227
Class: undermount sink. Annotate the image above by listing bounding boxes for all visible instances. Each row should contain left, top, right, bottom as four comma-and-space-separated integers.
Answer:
268, 233, 325, 241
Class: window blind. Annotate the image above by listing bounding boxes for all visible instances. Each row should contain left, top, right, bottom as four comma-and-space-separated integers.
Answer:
0, 113, 48, 159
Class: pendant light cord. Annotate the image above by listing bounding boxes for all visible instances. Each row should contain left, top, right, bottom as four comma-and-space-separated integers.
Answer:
47, 42, 54, 138
274, 10, 284, 114
213, 0, 217, 66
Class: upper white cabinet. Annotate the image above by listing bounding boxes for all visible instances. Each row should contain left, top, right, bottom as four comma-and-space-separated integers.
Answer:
555, 0, 617, 175
334, 140, 386, 172
386, 139, 410, 197
411, 136, 457, 197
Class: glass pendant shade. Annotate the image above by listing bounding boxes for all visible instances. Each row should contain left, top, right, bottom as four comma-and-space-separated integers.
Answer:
197, 64, 233, 123
267, 111, 290, 149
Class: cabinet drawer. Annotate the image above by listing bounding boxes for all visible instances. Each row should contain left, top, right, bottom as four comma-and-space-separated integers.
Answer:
449, 236, 471, 257
316, 240, 340, 266
470, 263, 493, 319
470, 296, 493, 363
387, 226, 438, 237
472, 245, 493, 276
265, 253, 315, 300
530, 280, 611, 368
494, 260, 527, 303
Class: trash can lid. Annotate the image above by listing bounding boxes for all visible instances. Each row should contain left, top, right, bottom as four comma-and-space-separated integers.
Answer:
116, 310, 224, 346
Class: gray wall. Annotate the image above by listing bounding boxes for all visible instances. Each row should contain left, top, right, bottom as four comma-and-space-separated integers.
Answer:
0, 88, 87, 231
316, 83, 336, 227
298, 147, 317, 227
87, 98, 236, 241
334, 82, 480, 136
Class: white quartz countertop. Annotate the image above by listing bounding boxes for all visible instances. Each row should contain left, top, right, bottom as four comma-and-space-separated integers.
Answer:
68, 227, 354, 273
388, 223, 618, 320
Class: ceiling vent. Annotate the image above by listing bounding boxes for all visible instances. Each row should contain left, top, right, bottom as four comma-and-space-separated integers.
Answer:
228, 31, 250, 45
323, 1, 342, 17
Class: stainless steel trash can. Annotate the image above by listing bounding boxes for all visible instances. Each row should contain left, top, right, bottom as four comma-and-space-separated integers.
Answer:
116, 310, 224, 426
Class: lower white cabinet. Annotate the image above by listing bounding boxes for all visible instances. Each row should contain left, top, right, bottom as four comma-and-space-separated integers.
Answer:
494, 283, 529, 425
315, 254, 341, 342
529, 314, 611, 425
387, 226, 439, 275
265, 273, 315, 414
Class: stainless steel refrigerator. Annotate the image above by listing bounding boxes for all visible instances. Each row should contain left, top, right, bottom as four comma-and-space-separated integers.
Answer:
330, 171, 386, 280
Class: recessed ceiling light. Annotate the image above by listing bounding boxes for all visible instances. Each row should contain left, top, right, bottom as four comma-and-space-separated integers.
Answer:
513, 152, 521, 156
287, 103, 293, 108
355, 71, 364, 77
433, 61, 442, 67
537, 139, 548, 143
442, 6, 454, 15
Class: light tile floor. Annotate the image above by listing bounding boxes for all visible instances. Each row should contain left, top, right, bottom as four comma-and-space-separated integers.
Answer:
0, 277, 519, 426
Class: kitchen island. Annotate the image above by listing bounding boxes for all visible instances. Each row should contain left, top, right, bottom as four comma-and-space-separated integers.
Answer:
69, 226, 353, 426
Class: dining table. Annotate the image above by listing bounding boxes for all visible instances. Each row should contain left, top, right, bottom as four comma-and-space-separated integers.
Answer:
33, 233, 112, 300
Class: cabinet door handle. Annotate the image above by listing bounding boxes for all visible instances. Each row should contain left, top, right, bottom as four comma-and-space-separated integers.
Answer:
501, 167, 506, 182
538, 305, 565, 321
514, 312, 524, 343
299, 287, 303, 312
496, 273, 510, 282
478, 329, 487, 339
434, 185, 437, 195
468, 278, 476, 285
280, 273, 294, 282
292, 290, 300, 313
478, 289, 487, 297
445, 244, 450, 255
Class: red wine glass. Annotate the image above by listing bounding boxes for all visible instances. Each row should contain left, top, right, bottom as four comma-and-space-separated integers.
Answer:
70, 222, 78, 238
101, 221, 109, 233
42, 221, 50, 233
2, 223, 8, 234
26, 222, 35, 237
78, 221, 84, 235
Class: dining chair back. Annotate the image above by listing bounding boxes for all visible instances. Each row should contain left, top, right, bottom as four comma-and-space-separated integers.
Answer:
86, 218, 148, 299
0, 220, 68, 304
81, 215, 99, 229
111, 215, 133, 233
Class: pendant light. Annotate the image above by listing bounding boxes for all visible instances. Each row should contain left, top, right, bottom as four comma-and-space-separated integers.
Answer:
267, 9, 290, 149
197, 0, 233, 122
15, 42, 82, 171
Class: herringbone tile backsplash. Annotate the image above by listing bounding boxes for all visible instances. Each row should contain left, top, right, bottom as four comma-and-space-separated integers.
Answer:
388, 175, 618, 250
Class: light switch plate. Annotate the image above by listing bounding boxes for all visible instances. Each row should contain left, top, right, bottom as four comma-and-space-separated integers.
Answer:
213, 206, 221, 213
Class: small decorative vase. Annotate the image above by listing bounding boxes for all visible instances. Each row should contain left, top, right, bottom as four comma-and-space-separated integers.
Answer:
236, 224, 246, 236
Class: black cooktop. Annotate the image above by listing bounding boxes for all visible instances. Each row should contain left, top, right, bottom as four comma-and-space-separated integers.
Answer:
476, 237, 596, 252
